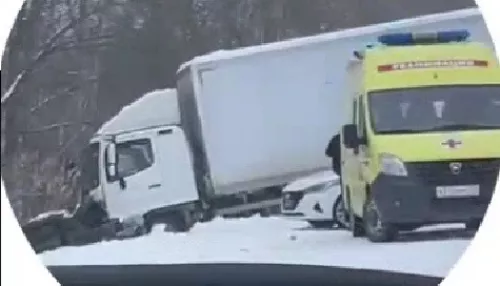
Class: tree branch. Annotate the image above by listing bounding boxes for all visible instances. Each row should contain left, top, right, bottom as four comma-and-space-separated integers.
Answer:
1, 1, 115, 105
20, 121, 95, 134
29, 86, 80, 113
56, 125, 89, 157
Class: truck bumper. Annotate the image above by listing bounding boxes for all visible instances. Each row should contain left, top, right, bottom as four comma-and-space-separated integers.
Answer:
371, 169, 497, 225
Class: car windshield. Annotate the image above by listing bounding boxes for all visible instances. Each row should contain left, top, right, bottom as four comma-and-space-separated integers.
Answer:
369, 85, 500, 134
2, 0, 494, 284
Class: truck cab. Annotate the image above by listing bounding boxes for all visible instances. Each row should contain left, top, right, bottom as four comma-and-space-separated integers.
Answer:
340, 30, 500, 242
79, 89, 201, 232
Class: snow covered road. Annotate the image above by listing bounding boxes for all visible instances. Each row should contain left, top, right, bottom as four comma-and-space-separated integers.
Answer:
41, 216, 472, 278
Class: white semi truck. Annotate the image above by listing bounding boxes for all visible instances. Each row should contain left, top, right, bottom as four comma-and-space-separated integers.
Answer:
77, 7, 491, 233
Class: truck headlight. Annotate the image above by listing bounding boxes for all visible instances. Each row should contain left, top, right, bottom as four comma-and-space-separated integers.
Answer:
379, 153, 408, 176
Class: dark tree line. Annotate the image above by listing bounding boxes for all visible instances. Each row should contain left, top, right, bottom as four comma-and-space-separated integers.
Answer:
1, 0, 475, 223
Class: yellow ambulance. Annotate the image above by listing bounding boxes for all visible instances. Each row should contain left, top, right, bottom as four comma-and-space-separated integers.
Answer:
340, 30, 500, 242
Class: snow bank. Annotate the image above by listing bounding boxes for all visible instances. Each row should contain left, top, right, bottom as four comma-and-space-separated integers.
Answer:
97, 88, 179, 136
41, 216, 470, 278
27, 210, 72, 224
284, 171, 339, 192
179, 8, 480, 71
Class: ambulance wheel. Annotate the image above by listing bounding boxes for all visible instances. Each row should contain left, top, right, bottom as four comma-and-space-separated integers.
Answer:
363, 196, 397, 243
349, 212, 365, 237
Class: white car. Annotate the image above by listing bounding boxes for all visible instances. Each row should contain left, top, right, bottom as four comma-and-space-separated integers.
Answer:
281, 170, 347, 229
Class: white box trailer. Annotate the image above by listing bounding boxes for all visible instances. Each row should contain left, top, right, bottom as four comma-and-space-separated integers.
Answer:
176, 8, 492, 198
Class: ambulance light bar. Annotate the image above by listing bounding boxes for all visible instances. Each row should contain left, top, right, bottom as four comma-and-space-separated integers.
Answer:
378, 30, 470, 46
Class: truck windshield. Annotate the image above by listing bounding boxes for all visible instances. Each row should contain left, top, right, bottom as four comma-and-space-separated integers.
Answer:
368, 85, 500, 134
79, 143, 100, 194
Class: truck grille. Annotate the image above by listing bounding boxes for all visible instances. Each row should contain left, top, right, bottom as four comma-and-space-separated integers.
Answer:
407, 158, 500, 186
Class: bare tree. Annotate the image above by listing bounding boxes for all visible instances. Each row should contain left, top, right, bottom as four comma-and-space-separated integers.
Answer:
1, 0, 115, 105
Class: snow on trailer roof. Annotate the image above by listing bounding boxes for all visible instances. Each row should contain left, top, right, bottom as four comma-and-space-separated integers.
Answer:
96, 88, 179, 136
178, 8, 480, 72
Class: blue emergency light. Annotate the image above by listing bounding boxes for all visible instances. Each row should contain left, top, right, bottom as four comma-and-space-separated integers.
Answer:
378, 30, 470, 46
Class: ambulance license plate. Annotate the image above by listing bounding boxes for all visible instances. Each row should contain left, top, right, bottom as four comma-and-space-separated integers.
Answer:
436, 185, 480, 199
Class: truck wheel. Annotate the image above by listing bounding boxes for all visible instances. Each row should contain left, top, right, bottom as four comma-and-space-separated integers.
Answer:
199, 207, 216, 223
57, 217, 85, 246
241, 211, 253, 218
28, 224, 63, 253
167, 212, 195, 233
363, 196, 397, 242
259, 207, 272, 218
34, 232, 62, 253
333, 195, 348, 229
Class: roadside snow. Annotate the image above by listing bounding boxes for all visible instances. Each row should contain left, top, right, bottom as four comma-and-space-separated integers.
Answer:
41, 216, 470, 278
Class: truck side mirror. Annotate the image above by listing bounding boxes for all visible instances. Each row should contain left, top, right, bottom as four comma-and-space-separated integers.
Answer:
342, 124, 359, 149
105, 143, 118, 179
